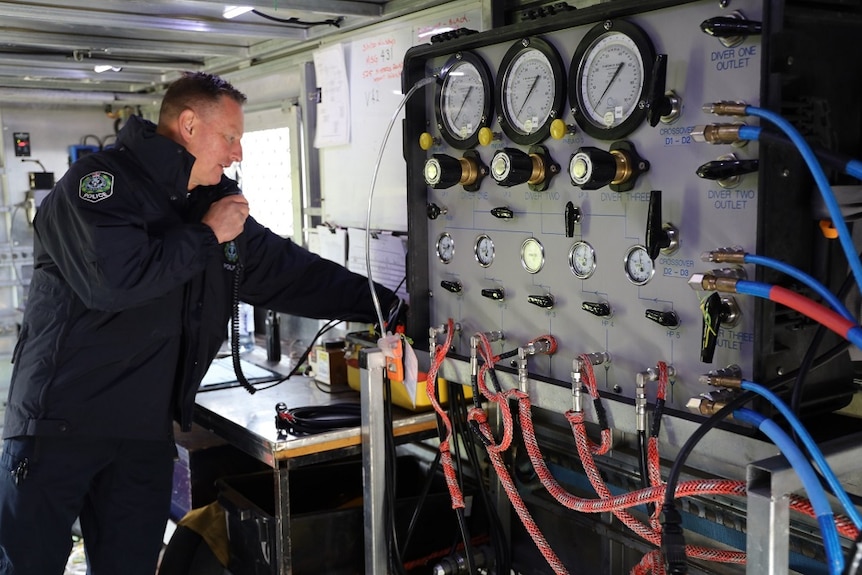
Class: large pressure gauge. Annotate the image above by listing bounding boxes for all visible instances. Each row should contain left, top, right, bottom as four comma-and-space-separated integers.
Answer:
496, 37, 566, 145
435, 51, 494, 149
569, 19, 656, 140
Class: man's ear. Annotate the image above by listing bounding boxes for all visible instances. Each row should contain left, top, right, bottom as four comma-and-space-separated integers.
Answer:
177, 108, 196, 143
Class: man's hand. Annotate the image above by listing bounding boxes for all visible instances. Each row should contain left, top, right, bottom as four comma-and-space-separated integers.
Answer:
202, 194, 249, 243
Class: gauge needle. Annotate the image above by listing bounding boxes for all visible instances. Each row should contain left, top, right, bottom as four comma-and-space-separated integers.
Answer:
517, 76, 540, 116
598, 62, 625, 102
453, 86, 474, 124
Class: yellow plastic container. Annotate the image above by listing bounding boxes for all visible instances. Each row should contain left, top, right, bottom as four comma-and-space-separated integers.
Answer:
346, 358, 472, 412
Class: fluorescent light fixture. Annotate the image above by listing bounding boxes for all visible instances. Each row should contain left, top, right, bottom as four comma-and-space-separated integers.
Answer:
417, 26, 454, 39
223, 5, 253, 19
94, 65, 122, 73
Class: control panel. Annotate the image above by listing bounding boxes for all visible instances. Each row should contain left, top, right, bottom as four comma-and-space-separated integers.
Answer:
402, 0, 853, 420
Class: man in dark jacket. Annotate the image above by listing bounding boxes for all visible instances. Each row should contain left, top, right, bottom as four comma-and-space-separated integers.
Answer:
0, 72, 399, 575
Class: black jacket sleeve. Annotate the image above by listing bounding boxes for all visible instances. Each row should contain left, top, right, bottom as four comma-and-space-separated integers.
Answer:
237, 217, 397, 323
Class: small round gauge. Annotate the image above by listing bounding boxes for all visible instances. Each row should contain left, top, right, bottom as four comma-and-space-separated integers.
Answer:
570, 19, 656, 140
496, 37, 566, 145
474, 234, 495, 267
436, 51, 494, 150
568, 240, 597, 279
520, 237, 545, 274
436, 232, 454, 264
623, 244, 654, 286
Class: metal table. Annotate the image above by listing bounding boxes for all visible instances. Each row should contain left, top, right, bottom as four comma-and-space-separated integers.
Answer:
192, 348, 438, 574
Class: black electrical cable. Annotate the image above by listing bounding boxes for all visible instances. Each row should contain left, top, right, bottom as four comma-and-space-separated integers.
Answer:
399, 449, 443, 559
383, 372, 409, 575
251, 9, 342, 28
448, 381, 477, 575
253, 318, 343, 392
230, 262, 258, 395
637, 429, 652, 508
790, 256, 859, 424
452, 381, 511, 574
276, 402, 361, 435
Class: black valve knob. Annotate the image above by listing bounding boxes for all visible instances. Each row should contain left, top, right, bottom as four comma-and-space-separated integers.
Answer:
490, 146, 558, 190
481, 288, 505, 301
490, 148, 534, 187
696, 158, 759, 180
491, 206, 514, 219
569, 141, 648, 192
569, 147, 618, 190
441, 280, 462, 294
700, 16, 762, 38
645, 309, 680, 328
427, 203, 447, 220
424, 154, 462, 189
582, 301, 612, 317
699, 292, 740, 363
643, 54, 679, 127
565, 201, 582, 238
646, 190, 678, 261
424, 153, 484, 190
527, 294, 554, 309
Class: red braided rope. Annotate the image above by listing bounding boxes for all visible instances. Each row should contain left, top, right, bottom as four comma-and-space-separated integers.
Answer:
425, 318, 464, 509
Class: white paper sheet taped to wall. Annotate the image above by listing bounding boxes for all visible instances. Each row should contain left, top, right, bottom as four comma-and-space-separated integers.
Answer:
346, 227, 408, 302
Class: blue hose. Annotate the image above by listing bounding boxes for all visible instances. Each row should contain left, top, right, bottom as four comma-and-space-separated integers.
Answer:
744, 106, 862, 295
733, 408, 844, 575
744, 254, 854, 321
740, 380, 862, 529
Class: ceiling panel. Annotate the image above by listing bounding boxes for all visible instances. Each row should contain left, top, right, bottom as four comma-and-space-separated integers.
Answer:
0, 0, 436, 105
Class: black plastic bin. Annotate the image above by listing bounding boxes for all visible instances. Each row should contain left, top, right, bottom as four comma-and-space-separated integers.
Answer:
216, 456, 458, 575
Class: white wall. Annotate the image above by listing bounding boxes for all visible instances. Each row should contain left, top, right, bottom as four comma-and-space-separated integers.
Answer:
1, 105, 117, 207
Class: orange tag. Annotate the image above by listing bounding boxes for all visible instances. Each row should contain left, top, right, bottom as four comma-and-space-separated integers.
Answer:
386, 337, 404, 382
819, 219, 839, 239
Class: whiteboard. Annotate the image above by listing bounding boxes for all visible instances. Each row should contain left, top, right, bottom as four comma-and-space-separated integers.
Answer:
318, 4, 483, 232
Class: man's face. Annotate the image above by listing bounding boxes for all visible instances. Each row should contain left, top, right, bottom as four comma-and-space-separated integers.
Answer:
185, 95, 244, 189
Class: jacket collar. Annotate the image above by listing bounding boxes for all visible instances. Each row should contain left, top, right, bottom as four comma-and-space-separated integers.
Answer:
117, 115, 195, 195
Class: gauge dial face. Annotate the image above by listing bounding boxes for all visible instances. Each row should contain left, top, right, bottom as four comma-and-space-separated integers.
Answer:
570, 20, 655, 140
568, 241, 596, 279
624, 244, 654, 285
497, 38, 566, 145
520, 237, 545, 274
436, 232, 454, 264
474, 234, 495, 267
436, 52, 494, 150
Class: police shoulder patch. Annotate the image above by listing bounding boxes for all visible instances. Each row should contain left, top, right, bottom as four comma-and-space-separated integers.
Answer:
79, 171, 115, 203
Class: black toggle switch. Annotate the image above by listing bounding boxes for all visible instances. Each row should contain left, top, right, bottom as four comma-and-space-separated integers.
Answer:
645, 309, 680, 328
481, 288, 505, 301
427, 203, 447, 220
527, 294, 554, 309
645, 190, 678, 261
565, 201, 582, 238
491, 206, 514, 219
582, 301, 611, 317
696, 158, 759, 180
643, 55, 680, 127
440, 280, 462, 294
700, 16, 762, 38
699, 292, 739, 363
